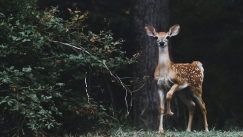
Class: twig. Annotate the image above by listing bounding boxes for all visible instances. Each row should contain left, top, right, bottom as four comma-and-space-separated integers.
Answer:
49, 40, 91, 55
85, 72, 89, 103
49, 40, 145, 116
102, 61, 134, 116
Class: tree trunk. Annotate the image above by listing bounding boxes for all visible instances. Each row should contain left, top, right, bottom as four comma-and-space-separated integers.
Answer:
130, 0, 179, 130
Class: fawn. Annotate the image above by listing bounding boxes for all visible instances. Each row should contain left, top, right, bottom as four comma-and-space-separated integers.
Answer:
145, 24, 208, 134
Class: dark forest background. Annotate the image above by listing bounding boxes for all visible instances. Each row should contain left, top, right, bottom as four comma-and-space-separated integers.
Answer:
1, 0, 243, 136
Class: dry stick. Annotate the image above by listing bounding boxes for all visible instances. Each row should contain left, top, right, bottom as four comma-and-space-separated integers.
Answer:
49, 40, 91, 55
49, 40, 144, 115
85, 72, 89, 104
102, 62, 131, 115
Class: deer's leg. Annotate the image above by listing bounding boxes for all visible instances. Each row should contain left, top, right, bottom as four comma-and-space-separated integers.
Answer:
158, 88, 165, 134
187, 101, 195, 131
194, 94, 209, 132
177, 91, 195, 131
158, 89, 165, 134
200, 99, 209, 132
166, 84, 179, 116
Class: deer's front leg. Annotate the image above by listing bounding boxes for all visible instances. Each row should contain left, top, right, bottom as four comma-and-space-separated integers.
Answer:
158, 88, 165, 134
166, 84, 179, 116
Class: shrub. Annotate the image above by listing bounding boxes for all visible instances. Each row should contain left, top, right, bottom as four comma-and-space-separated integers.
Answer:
0, 0, 137, 136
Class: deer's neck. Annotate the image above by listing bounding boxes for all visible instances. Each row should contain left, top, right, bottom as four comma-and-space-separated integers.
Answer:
158, 46, 172, 74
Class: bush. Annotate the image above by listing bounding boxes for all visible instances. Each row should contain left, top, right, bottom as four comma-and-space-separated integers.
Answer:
0, 0, 137, 136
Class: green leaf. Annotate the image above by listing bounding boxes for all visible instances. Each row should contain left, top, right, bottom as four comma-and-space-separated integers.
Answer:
22, 66, 32, 72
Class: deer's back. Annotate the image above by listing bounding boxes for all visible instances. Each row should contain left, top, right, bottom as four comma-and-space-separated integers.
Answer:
171, 61, 204, 89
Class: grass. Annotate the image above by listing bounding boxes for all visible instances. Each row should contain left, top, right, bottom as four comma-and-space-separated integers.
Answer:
75, 128, 243, 137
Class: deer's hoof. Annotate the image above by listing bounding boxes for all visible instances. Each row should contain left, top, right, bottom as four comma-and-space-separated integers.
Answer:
167, 111, 174, 116
157, 131, 166, 135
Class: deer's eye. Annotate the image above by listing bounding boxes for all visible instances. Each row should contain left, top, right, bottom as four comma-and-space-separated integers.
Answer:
154, 36, 158, 40
166, 36, 170, 39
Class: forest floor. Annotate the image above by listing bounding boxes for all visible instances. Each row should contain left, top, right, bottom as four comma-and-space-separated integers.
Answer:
73, 128, 243, 137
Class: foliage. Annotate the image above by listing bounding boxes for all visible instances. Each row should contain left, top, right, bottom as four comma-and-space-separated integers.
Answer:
0, 0, 137, 136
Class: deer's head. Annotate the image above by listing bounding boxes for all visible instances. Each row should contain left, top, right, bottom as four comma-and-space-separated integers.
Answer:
145, 24, 180, 48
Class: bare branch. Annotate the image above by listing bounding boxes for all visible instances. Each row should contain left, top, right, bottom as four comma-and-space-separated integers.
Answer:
85, 72, 89, 103
49, 40, 144, 116
48, 40, 91, 55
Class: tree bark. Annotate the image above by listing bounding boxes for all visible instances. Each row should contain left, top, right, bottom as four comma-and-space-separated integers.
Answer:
130, 0, 179, 130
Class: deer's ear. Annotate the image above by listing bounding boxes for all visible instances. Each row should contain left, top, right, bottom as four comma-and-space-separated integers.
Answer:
145, 25, 157, 37
168, 24, 180, 37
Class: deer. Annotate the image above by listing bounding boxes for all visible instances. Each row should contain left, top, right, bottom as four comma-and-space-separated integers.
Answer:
145, 24, 209, 134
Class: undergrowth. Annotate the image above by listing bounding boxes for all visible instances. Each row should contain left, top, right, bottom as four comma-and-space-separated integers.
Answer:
72, 128, 243, 137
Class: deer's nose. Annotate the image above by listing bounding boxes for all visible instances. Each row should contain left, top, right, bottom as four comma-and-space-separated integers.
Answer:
159, 41, 165, 46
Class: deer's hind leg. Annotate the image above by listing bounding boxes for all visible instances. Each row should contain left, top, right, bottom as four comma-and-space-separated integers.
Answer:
177, 90, 196, 131
192, 89, 209, 132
